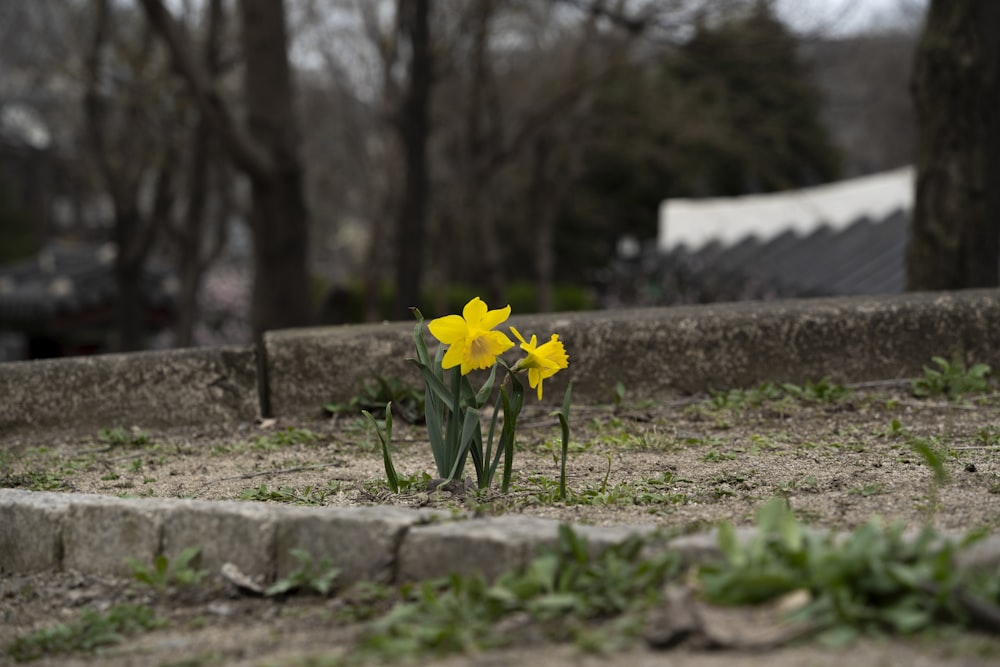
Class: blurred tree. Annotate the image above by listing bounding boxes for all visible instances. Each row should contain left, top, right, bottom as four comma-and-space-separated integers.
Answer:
166, 0, 233, 347
392, 0, 432, 319
0, 179, 37, 263
908, 0, 1000, 290
558, 2, 841, 281
140, 0, 313, 339
84, 0, 177, 351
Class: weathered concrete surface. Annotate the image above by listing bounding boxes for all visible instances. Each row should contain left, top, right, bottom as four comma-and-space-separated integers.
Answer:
397, 516, 660, 582
0, 345, 259, 432
161, 500, 277, 580
266, 289, 1000, 418
63, 501, 165, 577
2, 289, 996, 426
274, 506, 439, 584
4, 490, 1000, 593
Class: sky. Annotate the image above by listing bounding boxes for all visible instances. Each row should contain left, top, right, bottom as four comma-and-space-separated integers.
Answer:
775, 0, 927, 36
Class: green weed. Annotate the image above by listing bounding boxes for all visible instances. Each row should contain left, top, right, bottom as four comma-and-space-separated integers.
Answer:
127, 547, 208, 597
239, 483, 333, 505
704, 378, 849, 412
267, 549, 341, 597
326, 376, 425, 424
912, 356, 991, 401
253, 427, 321, 450
7, 604, 162, 662
0, 469, 67, 491
701, 498, 996, 645
97, 426, 151, 448
850, 483, 885, 497
352, 525, 680, 660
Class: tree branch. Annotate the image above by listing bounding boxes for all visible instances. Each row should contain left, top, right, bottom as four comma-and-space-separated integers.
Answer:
138, 0, 273, 181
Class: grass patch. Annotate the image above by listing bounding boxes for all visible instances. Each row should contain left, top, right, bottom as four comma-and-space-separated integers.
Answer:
912, 357, 991, 401
7, 604, 163, 662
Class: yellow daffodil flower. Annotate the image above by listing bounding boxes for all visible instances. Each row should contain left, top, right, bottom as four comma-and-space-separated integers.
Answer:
510, 326, 569, 400
428, 297, 515, 374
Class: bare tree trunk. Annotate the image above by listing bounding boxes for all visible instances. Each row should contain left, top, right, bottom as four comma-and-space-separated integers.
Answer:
466, 0, 505, 306
239, 0, 313, 333
908, 0, 1000, 290
173, 0, 225, 347
141, 0, 313, 338
393, 0, 432, 319
529, 137, 555, 313
85, 0, 164, 351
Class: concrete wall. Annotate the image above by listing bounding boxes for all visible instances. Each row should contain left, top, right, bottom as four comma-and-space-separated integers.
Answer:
2, 289, 998, 429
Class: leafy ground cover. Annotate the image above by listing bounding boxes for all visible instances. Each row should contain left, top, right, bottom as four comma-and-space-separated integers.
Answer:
2, 373, 1000, 665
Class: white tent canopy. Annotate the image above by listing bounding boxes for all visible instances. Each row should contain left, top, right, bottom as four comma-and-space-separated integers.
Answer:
657, 166, 914, 252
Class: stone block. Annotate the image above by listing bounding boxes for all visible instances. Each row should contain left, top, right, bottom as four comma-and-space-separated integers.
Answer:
0, 345, 259, 433
275, 506, 438, 586
0, 489, 72, 573
63, 497, 167, 576
161, 499, 276, 580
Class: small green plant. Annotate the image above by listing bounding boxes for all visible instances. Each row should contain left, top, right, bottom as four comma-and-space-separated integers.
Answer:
239, 483, 332, 505
704, 379, 849, 413
127, 547, 207, 596
849, 482, 885, 497
699, 498, 995, 645
252, 426, 320, 450
97, 426, 150, 448
908, 435, 950, 518
611, 381, 626, 408
912, 356, 991, 401
780, 377, 851, 403
0, 469, 67, 491
352, 525, 680, 661
266, 548, 341, 596
553, 382, 573, 500
325, 375, 426, 424
362, 403, 399, 493
7, 604, 162, 662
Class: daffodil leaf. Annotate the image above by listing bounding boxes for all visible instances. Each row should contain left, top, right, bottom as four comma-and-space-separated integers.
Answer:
484, 403, 503, 486
445, 407, 480, 481
499, 377, 524, 493
411, 317, 431, 367
412, 360, 453, 405
424, 391, 447, 477
362, 406, 398, 493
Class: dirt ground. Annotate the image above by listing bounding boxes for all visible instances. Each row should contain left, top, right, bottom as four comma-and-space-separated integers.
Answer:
2, 383, 1000, 665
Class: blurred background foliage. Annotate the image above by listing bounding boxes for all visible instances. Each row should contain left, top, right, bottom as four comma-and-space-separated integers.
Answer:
0, 0, 925, 353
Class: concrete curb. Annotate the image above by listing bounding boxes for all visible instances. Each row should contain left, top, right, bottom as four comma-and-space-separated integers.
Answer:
265, 289, 1000, 418
0, 489, 699, 582
4, 489, 1000, 584
0, 345, 258, 432
1, 289, 998, 429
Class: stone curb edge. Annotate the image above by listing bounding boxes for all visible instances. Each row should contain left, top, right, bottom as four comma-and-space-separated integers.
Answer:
3, 489, 1000, 585
2, 288, 1000, 430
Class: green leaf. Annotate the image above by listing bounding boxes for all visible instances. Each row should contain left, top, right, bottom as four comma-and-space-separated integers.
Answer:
716, 521, 741, 564
362, 406, 398, 493
413, 360, 453, 406
411, 311, 431, 367
447, 407, 482, 481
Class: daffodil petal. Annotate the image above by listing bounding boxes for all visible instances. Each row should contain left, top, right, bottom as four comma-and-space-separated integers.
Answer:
462, 297, 488, 325
509, 326, 527, 346
479, 304, 511, 331
428, 315, 468, 345
440, 342, 465, 370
